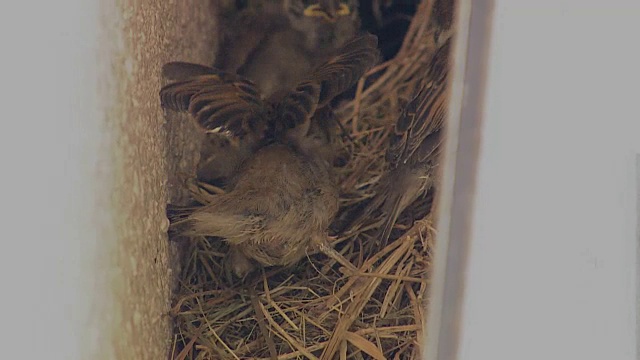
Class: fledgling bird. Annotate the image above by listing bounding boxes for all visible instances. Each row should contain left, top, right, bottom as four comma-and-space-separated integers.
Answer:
215, 0, 361, 97
366, 38, 452, 246
160, 34, 380, 278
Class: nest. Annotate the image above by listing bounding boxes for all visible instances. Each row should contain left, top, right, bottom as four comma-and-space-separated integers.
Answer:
169, 1, 446, 359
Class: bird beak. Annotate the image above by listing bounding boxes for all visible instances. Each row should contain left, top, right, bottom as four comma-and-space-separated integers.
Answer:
303, 2, 350, 23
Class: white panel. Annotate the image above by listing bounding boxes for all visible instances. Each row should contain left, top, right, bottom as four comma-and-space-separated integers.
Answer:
460, 1, 640, 359
0, 2, 104, 359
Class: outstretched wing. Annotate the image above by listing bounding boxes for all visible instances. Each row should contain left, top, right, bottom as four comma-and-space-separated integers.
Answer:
387, 39, 451, 168
275, 34, 380, 139
312, 33, 380, 107
160, 62, 270, 142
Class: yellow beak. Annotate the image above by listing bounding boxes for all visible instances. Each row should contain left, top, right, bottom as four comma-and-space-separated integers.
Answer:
303, 3, 350, 23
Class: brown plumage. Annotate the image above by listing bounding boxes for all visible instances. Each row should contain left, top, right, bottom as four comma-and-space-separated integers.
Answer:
161, 34, 380, 277
431, 0, 456, 45
160, 61, 271, 183
214, 0, 361, 97
366, 38, 452, 246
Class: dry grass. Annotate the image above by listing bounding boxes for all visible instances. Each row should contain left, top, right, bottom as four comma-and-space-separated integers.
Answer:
169, 0, 446, 358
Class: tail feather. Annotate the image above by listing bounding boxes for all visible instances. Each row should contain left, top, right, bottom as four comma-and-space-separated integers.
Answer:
187, 210, 261, 245
377, 194, 405, 246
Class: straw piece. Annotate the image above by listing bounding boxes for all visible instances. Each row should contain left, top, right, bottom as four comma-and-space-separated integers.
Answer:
345, 331, 386, 360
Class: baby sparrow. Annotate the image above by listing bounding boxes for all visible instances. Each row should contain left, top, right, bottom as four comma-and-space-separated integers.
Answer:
215, 0, 361, 97
367, 38, 451, 246
161, 34, 380, 277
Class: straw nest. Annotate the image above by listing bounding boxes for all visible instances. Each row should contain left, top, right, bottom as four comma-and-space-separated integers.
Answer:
169, 0, 448, 358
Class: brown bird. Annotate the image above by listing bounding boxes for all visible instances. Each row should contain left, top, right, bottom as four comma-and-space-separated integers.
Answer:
161, 34, 380, 278
431, 0, 456, 45
364, 38, 452, 246
215, 0, 361, 97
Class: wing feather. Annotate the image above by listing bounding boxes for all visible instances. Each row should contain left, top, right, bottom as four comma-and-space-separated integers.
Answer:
275, 34, 380, 138
387, 39, 451, 168
159, 62, 269, 142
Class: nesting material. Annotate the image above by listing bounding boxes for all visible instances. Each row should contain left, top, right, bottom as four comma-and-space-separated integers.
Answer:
169, 0, 450, 358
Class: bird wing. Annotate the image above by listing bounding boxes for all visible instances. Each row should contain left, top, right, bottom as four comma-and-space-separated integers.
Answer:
413, 127, 444, 164
275, 34, 381, 139
160, 62, 270, 143
311, 33, 380, 107
387, 39, 451, 168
